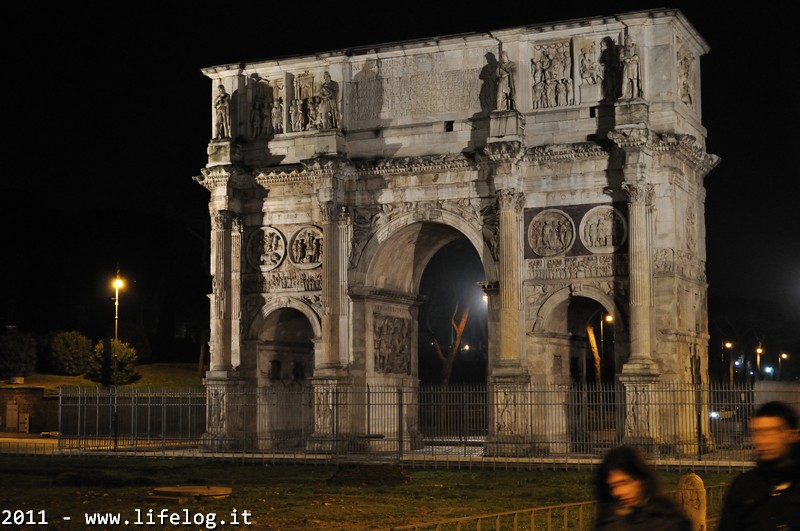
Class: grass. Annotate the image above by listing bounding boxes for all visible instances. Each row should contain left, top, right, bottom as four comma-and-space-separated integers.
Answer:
0, 455, 737, 530
3, 366, 737, 528
8, 363, 204, 392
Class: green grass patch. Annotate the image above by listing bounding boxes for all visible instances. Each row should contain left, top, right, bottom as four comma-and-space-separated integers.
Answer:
0, 455, 736, 530
6, 363, 203, 392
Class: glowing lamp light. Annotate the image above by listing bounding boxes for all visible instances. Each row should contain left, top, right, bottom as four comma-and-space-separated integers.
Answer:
111, 269, 125, 340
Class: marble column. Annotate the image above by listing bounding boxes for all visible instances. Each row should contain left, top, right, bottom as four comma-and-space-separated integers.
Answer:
318, 201, 341, 372
621, 180, 657, 374
619, 179, 658, 445
230, 215, 242, 369
209, 210, 233, 373
497, 188, 525, 365
337, 206, 351, 366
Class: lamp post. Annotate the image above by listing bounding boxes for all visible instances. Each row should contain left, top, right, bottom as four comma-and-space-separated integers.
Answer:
600, 313, 614, 381
112, 268, 124, 341
722, 341, 734, 384
755, 344, 763, 381
779, 352, 789, 380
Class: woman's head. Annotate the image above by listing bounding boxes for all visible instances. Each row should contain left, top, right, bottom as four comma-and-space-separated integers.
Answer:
595, 446, 658, 508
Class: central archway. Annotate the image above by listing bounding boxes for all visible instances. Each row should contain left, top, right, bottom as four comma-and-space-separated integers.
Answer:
354, 212, 495, 386
418, 236, 487, 385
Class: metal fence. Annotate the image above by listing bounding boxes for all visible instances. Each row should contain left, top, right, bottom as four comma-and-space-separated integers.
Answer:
50, 381, 799, 469
382, 483, 731, 531
58, 386, 206, 452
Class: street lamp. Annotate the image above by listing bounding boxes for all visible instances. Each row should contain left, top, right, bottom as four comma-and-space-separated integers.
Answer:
755, 344, 764, 380
600, 313, 614, 380
722, 341, 734, 384
112, 268, 125, 340
779, 352, 789, 379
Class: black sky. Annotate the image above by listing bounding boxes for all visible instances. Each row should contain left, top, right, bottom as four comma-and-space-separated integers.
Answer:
3, 3, 798, 355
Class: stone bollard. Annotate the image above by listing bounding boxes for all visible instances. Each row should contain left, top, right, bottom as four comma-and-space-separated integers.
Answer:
677, 472, 706, 531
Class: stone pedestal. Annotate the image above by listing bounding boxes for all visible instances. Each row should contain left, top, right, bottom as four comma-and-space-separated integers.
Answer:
618, 372, 657, 447
202, 376, 255, 451
207, 139, 242, 166
488, 110, 525, 142
614, 99, 649, 126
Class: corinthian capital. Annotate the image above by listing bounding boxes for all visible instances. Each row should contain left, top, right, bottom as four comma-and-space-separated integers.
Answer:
319, 201, 340, 222
622, 180, 654, 205
497, 189, 525, 211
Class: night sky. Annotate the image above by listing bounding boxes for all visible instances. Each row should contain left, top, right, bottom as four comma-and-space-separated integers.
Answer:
3, 3, 798, 366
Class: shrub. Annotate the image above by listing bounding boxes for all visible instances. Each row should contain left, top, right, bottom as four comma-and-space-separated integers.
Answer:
0, 329, 38, 379
44, 330, 92, 375
84, 339, 140, 385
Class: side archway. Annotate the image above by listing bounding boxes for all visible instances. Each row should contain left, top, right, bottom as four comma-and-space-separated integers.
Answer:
247, 298, 320, 387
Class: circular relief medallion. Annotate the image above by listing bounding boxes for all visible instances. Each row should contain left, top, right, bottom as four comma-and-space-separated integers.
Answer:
579, 205, 627, 254
247, 226, 287, 271
527, 209, 575, 257
288, 225, 323, 269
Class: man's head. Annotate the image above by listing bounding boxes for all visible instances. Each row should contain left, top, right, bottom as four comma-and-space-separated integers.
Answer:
750, 401, 800, 463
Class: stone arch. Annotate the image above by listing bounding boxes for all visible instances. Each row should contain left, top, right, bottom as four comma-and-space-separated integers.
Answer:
527, 283, 629, 386
348, 210, 491, 385
532, 284, 625, 336
355, 208, 498, 289
246, 298, 319, 387
248, 297, 322, 340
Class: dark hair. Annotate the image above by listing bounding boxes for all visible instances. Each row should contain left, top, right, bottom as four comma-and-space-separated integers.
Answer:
594, 445, 660, 505
754, 401, 799, 429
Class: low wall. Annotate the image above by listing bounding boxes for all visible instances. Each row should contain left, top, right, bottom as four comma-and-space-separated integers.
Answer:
0, 387, 59, 434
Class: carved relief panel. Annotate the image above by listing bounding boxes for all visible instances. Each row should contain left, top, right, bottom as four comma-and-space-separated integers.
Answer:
247, 226, 287, 271
530, 41, 574, 109
373, 313, 411, 375
579, 205, 627, 254
527, 209, 576, 257
288, 225, 323, 269
525, 204, 628, 259
677, 40, 697, 109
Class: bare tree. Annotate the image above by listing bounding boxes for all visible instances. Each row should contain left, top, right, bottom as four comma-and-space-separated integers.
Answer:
586, 325, 601, 385
424, 302, 471, 385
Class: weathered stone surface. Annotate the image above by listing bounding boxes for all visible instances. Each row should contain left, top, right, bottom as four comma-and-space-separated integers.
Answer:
196, 9, 719, 455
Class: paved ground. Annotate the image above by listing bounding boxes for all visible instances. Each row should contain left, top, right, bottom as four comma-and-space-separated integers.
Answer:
0, 432, 59, 454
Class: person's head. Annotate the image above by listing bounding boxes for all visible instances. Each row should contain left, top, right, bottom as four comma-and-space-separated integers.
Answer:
750, 401, 800, 463
595, 446, 658, 509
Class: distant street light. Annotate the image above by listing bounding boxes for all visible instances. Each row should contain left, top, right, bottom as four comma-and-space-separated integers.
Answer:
600, 313, 613, 348
599, 313, 614, 380
779, 352, 789, 379
722, 340, 734, 383
112, 267, 125, 340
756, 344, 764, 378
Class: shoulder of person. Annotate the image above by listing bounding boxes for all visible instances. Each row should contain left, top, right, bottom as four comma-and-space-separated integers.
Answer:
646, 497, 692, 525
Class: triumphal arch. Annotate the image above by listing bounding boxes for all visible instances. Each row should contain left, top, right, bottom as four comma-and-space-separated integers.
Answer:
195, 9, 719, 455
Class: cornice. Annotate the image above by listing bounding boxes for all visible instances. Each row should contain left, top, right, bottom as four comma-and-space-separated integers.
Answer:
195, 164, 251, 192
609, 129, 720, 176
347, 286, 422, 306
254, 166, 315, 186
607, 126, 652, 149
523, 142, 608, 162
353, 153, 476, 177
481, 141, 524, 162
300, 155, 353, 175
659, 134, 721, 176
